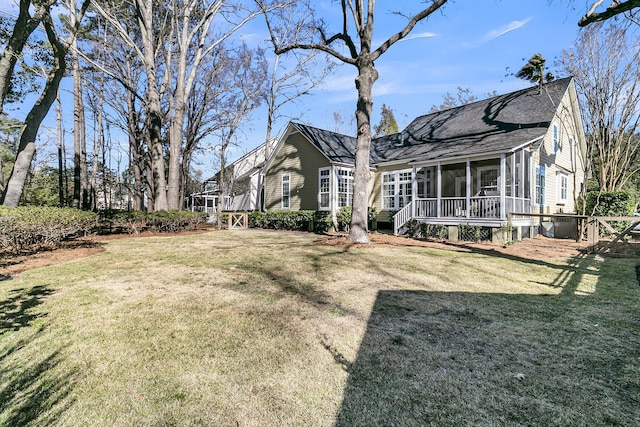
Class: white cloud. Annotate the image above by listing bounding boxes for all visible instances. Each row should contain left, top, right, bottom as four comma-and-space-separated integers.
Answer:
399, 32, 438, 42
483, 18, 531, 42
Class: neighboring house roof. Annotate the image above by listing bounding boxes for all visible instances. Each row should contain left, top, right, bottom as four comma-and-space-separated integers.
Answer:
205, 138, 278, 183
288, 77, 574, 166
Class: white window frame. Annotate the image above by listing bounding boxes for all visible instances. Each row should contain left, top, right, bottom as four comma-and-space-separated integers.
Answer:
281, 173, 290, 210
535, 166, 545, 206
318, 167, 331, 210
337, 167, 354, 208
557, 173, 568, 204
381, 169, 413, 210
553, 124, 559, 154
476, 166, 499, 194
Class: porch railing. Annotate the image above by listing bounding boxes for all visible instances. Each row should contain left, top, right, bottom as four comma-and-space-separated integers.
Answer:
394, 196, 532, 235
393, 202, 414, 235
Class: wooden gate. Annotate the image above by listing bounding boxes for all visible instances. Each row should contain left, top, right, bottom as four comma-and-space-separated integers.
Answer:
228, 212, 248, 230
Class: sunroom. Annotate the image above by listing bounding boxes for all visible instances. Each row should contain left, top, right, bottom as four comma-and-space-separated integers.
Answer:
392, 148, 533, 235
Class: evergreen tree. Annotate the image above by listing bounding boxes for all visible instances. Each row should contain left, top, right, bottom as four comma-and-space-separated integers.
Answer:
516, 53, 554, 88
373, 104, 399, 137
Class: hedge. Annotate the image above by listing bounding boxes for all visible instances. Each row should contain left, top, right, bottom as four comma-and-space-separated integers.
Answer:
581, 191, 636, 235
249, 210, 331, 232
0, 206, 98, 250
101, 210, 208, 234
582, 191, 635, 217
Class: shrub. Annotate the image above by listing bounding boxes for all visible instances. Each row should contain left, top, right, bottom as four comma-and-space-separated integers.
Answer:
101, 210, 207, 234
0, 206, 98, 250
249, 210, 328, 232
581, 191, 636, 235
582, 191, 635, 217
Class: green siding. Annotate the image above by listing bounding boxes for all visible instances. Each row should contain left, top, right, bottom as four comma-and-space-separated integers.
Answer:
265, 132, 331, 211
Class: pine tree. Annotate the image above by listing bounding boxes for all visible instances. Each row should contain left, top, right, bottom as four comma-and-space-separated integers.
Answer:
373, 104, 399, 137
516, 53, 554, 88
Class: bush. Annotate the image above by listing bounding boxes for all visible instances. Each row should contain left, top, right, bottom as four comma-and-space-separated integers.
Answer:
249, 210, 329, 232
581, 191, 636, 235
582, 191, 635, 217
101, 210, 207, 234
0, 206, 98, 250
336, 206, 378, 232
405, 220, 448, 240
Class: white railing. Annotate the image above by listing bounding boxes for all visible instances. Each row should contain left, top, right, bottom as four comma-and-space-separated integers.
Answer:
441, 197, 467, 217
393, 202, 414, 235
469, 196, 500, 219
505, 197, 530, 215
396, 196, 532, 234
414, 198, 438, 217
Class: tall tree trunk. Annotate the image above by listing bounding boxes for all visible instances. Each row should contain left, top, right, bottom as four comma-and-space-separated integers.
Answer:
91, 88, 104, 211
136, 0, 168, 211
349, 57, 378, 243
56, 94, 65, 206
2, 13, 66, 207
128, 93, 143, 210
72, 40, 87, 209
216, 143, 226, 229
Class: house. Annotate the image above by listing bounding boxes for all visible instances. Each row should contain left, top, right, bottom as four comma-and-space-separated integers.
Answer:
189, 138, 277, 213
262, 77, 587, 242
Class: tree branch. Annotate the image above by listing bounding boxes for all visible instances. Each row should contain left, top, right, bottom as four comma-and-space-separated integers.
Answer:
579, 0, 640, 26
372, 0, 448, 60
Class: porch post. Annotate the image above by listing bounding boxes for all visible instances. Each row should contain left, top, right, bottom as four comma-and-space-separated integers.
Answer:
465, 159, 471, 218
330, 165, 337, 228
500, 154, 506, 219
437, 162, 442, 217
411, 166, 417, 218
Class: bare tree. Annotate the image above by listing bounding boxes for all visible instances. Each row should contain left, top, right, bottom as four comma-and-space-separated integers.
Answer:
93, 0, 263, 211
560, 22, 640, 191
259, 0, 449, 243
213, 45, 267, 227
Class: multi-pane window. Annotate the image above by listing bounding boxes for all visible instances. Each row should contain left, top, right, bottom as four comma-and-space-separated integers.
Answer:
319, 168, 330, 210
535, 166, 545, 205
398, 171, 412, 208
478, 167, 499, 193
281, 174, 290, 209
382, 170, 412, 209
553, 124, 559, 153
382, 173, 396, 209
337, 168, 354, 207
557, 174, 568, 203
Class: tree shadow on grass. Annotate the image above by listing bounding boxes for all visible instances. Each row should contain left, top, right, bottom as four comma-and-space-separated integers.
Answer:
0, 285, 79, 425
0, 285, 55, 333
332, 258, 640, 426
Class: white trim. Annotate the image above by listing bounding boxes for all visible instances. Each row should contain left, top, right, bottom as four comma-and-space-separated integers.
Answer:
318, 167, 331, 211
556, 173, 568, 204
380, 168, 413, 210
281, 173, 291, 210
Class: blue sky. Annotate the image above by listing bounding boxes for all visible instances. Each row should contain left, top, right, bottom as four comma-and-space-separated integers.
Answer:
1, 0, 592, 177
255, 0, 588, 132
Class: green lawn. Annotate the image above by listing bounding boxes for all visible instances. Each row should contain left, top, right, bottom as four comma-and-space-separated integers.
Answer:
1, 230, 639, 426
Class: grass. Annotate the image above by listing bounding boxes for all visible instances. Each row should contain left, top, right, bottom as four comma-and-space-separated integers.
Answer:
0, 230, 639, 426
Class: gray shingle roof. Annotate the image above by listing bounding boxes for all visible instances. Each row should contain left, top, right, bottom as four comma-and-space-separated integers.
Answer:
291, 122, 357, 164
292, 77, 573, 166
